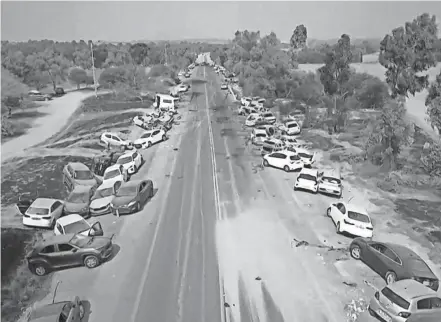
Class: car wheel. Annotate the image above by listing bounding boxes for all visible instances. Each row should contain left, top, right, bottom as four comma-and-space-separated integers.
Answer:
283, 165, 290, 172
79, 302, 85, 319
385, 271, 397, 285
45, 97, 49, 101
162, 135, 167, 141
148, 141, 152, 148
326, 208, 331, 217
133, 165, 137, 173
263, 160, 269, 167
350, 244, 361, 260
136, 202, 141, 212
32, 264, 49, 276
336, 222, 341, 234
84, 255, 99, 268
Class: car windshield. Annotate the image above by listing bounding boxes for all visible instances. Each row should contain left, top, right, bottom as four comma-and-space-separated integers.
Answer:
63, 220, 90, 234
74, 170, 93, 180
69, 234, 93, 248
347, 211, 370, 223
322, 176, 341, 185
93, 187, 114, 199
298, 174, 316, 181
163, 99, 172, 103
263, 113, 273, 117
256, 133, 266, 137
266, 141, 275, 145
67, 192, 89, 203
27, 207, 49, 215
381, 287, 410, 310
104, 169, 121, 180
117, 156, 132, 165
116, 185, 138, 197
141, 133, 152, 138
287, 123, 298, 128
290, 155, 300, 161
298, 152, 312, 159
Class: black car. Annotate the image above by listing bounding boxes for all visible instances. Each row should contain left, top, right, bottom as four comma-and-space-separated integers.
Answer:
53, 87, 66, 97
27, 228, 113, 276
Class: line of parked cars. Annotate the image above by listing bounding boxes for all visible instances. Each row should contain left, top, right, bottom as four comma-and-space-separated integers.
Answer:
227, 68, 441, 322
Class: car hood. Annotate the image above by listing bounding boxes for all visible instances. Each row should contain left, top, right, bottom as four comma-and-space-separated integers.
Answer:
319, 181, 340, 189
64, 201, 89, 212
120, 163, 133, 169
134, 138, 148, 144
90, 196, 114, 208
112, 196, 136, 206
87, 236, 111, 249
74, 179, 97, 186
29, 302, 68, 322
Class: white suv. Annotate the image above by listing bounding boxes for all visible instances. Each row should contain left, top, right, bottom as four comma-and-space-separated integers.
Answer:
263, 150, 304, 172
116, 150, 143, 174
294, 168, 318, 193
100, 132, 132, 149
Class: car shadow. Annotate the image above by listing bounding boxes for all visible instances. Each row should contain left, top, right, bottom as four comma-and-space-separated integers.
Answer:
151, 188, 159, 199
105, 244, 120, 262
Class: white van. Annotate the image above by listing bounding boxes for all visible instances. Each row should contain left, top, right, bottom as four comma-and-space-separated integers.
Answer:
155, 94, 177, 112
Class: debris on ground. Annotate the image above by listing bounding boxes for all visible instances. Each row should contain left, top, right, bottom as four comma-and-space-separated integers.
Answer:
224, 302, 230, 308
291, 237, 348, 252
255, 276, 262, 281
343, 281, 357, 288
344, 298, 368, 322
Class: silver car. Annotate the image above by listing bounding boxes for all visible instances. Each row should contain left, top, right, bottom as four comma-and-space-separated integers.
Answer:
368, 279, 441, 322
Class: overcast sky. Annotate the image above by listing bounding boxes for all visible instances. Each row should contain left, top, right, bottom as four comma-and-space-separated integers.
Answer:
2, 1, 441, 42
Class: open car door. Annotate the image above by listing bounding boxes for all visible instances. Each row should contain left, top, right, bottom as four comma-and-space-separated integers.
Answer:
15, 194, 33, 215
89, 222, 104, 237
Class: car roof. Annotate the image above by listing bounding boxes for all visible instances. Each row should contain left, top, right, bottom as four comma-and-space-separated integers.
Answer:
71, 185, 94, 193
56, 214, 85, 226
386, 279, 436, 300
300, 168, 318, 176
119, 150, 136, 158
98, 178, 119, 189
120, 180, 142, 188
253, 129, 267, 134
30, 198, 58, 208
68, 162, 89, 171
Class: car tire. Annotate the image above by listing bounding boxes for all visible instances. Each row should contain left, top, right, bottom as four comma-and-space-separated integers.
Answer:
84, 255, 100, 269
79, 302, 85, 319
283, 165, 290, 172
336, 222, 341, 234
133, 165, 137, 173
350, 244, 361, 260
31, 263, 49, 276
147, 141, 152, 148
263, 160, 269, 167
136, 202, 141, 212
326, 208, 331, 217
162, 135, 167, 141
385, 271, 397, 285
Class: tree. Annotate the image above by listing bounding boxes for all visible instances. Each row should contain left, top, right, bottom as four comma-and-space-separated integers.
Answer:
129, 43, 150, 66
352, 77, 389, 110
318, 34, 353, 132
425, 70, 441, 132
379, 13, 438, 98
290, 25, 308, 50
98, 67, 130, 89
68, 67, 88, 89
72, 48, 92, 70
1, 68, 29, 116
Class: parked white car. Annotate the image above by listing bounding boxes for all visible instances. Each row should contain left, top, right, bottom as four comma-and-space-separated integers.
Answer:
245, 113, 264, 127
241, 97, 252, 106
133, 114, 153, 128
103, 164, 128, 184
251, 128, 268, 146
294, 168, 319, 193
261, 111, 276, 124
326, 202, 373, 238
263, 150, 304, 172
89, 180, 122, 216
134, 129, 167, 149
22, 198, 64, 228
261, 138, 285, 155
280, 134, 306, 148
286, 146, 315, 167
221, 83, 228, 90
54, 214, 102, 236
177, 84, 189, 93
116, 150, 143, 174
281, 120, 301, 135
318, 169, 343, 197
100, 132, 132, 149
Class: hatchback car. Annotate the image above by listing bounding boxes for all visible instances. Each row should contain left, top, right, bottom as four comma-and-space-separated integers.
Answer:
286, 147, 315, 168
318, 169, 343, 197
261, 138, 284, 156
261, 112, 276, 124
327, 202, 373, 238
294, 168, 318, 193
63, 185, 96, 218
22, 198, 64, 228
89, 180, 122, 216
100, 132, 133, 149
281, 121, 301, 135
110, 180, 154, 216
63, 162, 100, 191
27, 232, 113, 276
245, 113, 264, 127
263, 150, 304, 172
368, 279, 441, 322
134, 129, 167, 149
54, 214, 103, 236
27, 296, 85, 322
116, 150, 143, 174
102, 164, 128, 185
251, 129, 268, 146
349, 238, 439, 291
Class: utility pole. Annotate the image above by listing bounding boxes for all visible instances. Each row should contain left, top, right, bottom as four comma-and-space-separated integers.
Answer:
90, 41, 98, 98
164, 45, 168, 66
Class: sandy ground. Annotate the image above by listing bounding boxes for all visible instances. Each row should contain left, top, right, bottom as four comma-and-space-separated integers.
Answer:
298, 60, 441, 140
1, 91, 109, 163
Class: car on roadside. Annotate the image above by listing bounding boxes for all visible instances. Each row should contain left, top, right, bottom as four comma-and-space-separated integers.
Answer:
286, 146, 315, 168
349, 238, 439, 291
27, 296, 86, 322
63, 185, 96, 218
261, 111, 276, 124
251, 128, 268, 146
54, 214, 103, 236
184, 73, 191, 78
26, 232, 114, 276
53, 87, 66, 97
245, 113, 265, 127
256, 125, 276, 137
110, 180, 154, 216
318, 169, 343, 197
280, 134, 306, 149
177, 84, 189, 93
221, 83, 228, 90
261, 138, 285, 156
326, 202, 373, 237
241, 97, 252, 106
116, 150, 143, 175
22, 198, 64, 228
133, 129, 167, 149
280, 120, 301, 135
28, 90, 52, 101
368, 279, 441, 322
100, 132, 133, 150
238, 105, 255, 116
63, 162, 100, 191
103, 164, 129, 185
294, 168, 319, 193
263, 150, 304, 172
89, 180, 122, 216
133, 114, 153, 129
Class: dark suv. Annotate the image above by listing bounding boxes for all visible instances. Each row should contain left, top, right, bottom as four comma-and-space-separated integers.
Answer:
27, 227, 113, 276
